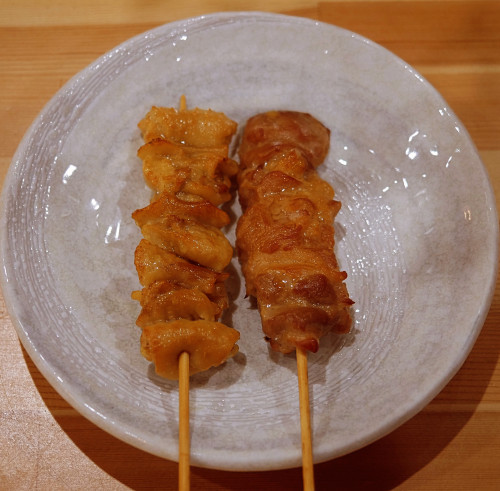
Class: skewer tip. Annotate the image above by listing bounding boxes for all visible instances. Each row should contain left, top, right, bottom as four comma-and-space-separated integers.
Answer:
179, 94, 187, 112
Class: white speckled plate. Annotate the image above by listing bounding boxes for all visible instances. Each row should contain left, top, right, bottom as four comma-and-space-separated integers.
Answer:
0, 12, 498, 471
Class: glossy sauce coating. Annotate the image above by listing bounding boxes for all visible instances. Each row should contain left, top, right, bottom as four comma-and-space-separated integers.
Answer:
236, 111, 353, 354
132, 103, 240, 379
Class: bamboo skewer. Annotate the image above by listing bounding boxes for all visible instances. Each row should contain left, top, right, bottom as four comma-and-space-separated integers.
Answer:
297, 347, 315, 491
178, 351, 190, 491
134, 95, 239, 490
176, 95, 190, 491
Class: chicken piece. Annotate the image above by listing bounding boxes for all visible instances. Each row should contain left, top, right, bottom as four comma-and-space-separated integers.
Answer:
134, 239, 228, 294
236, 195, 340, 258
141, 319, 240, 379
138, 105, 238, 148
137, 139, 238, 205
253, 269, 352, 353
236, 110, 352, 354
238, 110, 331, 171
140, 215, 233, 272
132, 192, 230, 230
135, 280, 221, 328
237, 149, 335, 210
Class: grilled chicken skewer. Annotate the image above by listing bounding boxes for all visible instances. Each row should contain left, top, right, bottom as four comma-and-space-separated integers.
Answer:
132, 96, 240, 489
236, 110, 353, 489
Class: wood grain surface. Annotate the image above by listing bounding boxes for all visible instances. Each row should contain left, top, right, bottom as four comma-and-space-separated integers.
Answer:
1, 1, 499, 489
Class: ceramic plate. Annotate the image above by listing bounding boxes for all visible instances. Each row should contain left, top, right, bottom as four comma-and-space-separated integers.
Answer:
1, 12, 497, 471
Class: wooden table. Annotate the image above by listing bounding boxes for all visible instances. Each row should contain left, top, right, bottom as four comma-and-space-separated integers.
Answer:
1, 1, 499, 489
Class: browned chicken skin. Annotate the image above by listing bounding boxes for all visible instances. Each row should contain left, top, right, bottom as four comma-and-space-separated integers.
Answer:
132, 102, 240, 379
236, 111, 353, 354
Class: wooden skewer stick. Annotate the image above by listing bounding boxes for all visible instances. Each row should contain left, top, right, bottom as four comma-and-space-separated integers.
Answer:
297, 347, 315, 491
178, 351, 190, 491
177, 96, 190, 491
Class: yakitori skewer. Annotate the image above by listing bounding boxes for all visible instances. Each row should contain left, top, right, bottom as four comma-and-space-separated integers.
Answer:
235, 110, 353, 490
132, 96, 240, 489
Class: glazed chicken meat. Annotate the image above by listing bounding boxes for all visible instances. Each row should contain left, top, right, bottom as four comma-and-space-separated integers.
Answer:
132, 102, 240, 379
236, 110, 353, 354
